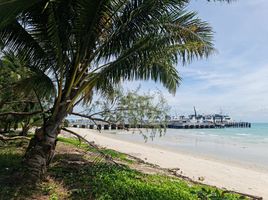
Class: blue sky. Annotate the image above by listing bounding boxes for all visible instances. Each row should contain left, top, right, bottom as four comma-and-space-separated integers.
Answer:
125, 0, 268, 122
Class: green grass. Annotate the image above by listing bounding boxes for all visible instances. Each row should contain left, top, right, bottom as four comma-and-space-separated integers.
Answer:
90, 166, 244, 200
50, 161, 245, 200
0, 136, 248, 200
57, 136, 89, 149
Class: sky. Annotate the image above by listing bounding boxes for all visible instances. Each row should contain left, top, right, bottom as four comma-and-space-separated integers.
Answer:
125, 0, 268, 122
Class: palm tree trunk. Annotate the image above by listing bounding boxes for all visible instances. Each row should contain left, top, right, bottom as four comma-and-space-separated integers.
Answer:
23, 105, 67, 181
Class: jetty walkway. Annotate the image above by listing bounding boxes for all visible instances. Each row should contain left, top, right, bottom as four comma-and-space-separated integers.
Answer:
69, 121, 251, 130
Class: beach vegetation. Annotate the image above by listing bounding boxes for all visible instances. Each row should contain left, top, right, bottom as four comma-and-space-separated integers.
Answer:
0, 53, 52, 135
0, 137, 247, 200
73, 88, 170, 138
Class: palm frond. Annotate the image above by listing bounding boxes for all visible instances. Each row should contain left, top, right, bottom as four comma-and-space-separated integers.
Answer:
1, 51, 56, 100
0, 0, 42, 28
0, 21, 47, 67
94, 0, 189, 63
88, 9, 213, 94
14, 72, 56, 100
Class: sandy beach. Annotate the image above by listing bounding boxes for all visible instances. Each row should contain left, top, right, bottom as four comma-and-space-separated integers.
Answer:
68, 128, 268, 199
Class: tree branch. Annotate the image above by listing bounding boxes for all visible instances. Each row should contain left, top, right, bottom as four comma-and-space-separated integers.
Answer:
0, 134, 30, 142
0, 110, 44, 117
71, 112, 111, 124
0, 100, 38, 105
83, 107, 137, 118
73, 94, 86, 107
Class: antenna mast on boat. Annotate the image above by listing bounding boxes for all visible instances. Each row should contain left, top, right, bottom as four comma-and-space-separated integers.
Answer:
194, 106, 197, 118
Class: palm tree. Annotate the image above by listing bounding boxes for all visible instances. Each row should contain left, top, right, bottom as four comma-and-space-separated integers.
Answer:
0, 0, 227, 180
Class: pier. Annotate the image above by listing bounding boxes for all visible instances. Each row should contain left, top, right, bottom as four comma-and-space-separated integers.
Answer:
68, 111, 251, 130
70, 123, 132, 130
69, 121, 251, 130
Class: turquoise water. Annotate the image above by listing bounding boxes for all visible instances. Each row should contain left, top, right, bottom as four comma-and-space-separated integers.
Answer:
105, 123, 268, 170
184, 123, 268, 142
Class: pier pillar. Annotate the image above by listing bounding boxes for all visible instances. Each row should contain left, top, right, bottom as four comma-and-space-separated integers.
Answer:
111, 124, 117, 130
117, 124, 124, 130
125, 124, 130, 129
104, 124, 109, 130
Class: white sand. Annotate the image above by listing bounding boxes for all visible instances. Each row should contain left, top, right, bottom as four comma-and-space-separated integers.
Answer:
68, 128, 268, 199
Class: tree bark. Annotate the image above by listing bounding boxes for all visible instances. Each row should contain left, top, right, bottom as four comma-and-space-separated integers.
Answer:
23, 105, 67, 182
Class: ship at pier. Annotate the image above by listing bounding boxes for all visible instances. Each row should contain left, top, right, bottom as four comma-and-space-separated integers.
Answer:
167, 107, 251, 129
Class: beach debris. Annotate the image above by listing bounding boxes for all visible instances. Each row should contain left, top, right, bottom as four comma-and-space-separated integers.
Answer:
168, 168, 184, 176
198, 176, 205, 181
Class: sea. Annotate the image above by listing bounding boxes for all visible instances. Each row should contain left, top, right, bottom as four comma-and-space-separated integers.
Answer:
104, 123, 268, 170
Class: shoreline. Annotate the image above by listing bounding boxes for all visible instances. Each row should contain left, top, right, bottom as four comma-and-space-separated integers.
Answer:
102, 128, 268, 172
68, 128, 268, 199
106, 132, 268, 173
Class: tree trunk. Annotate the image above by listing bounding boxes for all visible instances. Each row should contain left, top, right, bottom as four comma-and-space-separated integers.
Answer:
20, 123, 30, 136
23, 105, 67, 182
4, 122, 10, 132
